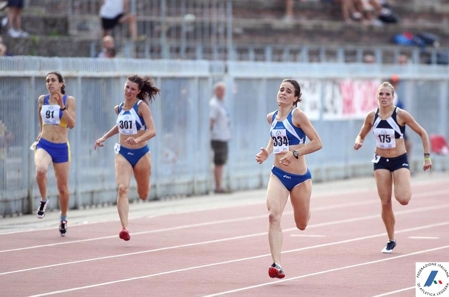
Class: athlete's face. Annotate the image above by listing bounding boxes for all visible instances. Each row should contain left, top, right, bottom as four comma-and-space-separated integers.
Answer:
45, 74, 63, 93
277, 82, 297, 106
124, 80, 141, 100
377, 86, 394, 107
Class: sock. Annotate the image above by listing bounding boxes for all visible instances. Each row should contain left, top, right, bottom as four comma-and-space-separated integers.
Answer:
61, 215, 67, 222
41, 199, 47, 202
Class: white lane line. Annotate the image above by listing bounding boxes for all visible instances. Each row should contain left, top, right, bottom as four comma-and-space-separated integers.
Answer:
27, 240, 449, 296
1, 187, 447, 236
371, 286, 415, 297
2, 194, 448, 254
0, 199, 380, 252
409, 236, 439, 239
2, 219, 448, 281
0, 204, 449, 254
203, 246, 449, 297
290, 234, 325, 237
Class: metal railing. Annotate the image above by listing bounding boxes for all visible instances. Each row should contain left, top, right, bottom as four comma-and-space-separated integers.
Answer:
1, 56, 449, 216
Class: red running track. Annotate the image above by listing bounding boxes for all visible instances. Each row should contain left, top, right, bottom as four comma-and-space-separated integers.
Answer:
0, 175, 448, 297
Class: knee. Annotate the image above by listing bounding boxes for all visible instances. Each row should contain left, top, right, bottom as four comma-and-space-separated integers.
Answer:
57, 185, 69, 196
381, 198, 393, 209
295, 213, 310, 231
268, 212, 281, 226
296, 222, 307, 231
396, 194, 411, 206
138, 189, 149, 201
117, 184, 129, 196
35, 166, 47, 179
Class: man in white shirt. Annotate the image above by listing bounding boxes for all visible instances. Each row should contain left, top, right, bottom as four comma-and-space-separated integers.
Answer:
99, 0, 137, 41
209, 82, 231, 193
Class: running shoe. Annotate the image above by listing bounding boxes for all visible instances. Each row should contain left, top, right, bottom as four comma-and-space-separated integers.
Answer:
59, 220, 68, 237
381, 240, 396, 253
268, 263, 285, 279
119, 228, 130, 241
36, 199, 49, 219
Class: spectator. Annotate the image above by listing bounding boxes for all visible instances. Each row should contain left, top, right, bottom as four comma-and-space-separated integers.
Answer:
398, 53, 409, 65
209, 82, 231, 194
283, 0, 294, 22
363, 53, 375, 63
339, 0, 362, 24
5, 0, 29, 38
99, 0, 138, 41
0, 43, 6, 56
357, 0, 383, 25
0, 36, 8, 56
376, 0, 399, 24
97, 35, 116, 58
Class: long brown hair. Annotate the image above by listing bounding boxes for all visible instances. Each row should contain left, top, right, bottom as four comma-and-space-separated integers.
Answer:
127, 75, 161, 104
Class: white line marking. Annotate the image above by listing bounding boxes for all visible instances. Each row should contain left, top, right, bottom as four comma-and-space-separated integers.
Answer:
1, 187, 447, 236
371, 286, 415, 297
0, 199, 380, 252
409, 236, 439, 240
290, 234, 325, 237
2, 199, 448, 254
28, 241, 449, 297
203, 246, 449, 297
8, 221, 449, 296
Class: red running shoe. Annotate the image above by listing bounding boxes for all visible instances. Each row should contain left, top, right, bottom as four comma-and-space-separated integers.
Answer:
119, 228, 130, 241
268, 263, 285, 279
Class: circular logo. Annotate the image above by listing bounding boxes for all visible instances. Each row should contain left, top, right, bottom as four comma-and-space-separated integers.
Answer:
416, 262, 449, 296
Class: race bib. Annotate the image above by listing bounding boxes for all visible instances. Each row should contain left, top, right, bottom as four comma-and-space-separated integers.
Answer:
374, 128, 396, 149
117, 114, 138, 135
272, 129, 289, 154
41, 105, 61, 125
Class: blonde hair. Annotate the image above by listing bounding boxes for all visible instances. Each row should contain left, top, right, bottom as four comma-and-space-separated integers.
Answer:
378, 81, 395, 97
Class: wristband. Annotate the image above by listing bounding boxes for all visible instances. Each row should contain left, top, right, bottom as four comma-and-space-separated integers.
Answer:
424, 153, 430, 157
424, 157, 431, 161
61, 106, 67, 111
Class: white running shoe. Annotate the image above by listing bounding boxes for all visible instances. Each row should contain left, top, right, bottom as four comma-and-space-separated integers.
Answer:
8, 28, 21, 38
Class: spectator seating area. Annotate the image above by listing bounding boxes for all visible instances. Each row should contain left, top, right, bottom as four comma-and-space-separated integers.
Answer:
1, 0, 449, 62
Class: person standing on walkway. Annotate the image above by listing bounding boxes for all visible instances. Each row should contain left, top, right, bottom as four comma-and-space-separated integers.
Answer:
353, 81, 432, 254
209, 82, 231, 194
34, 72, 76, 237
99, 0, 138, 41
4, 0, 29, 38
255, 79, 322, 278
94, 75, 159, 241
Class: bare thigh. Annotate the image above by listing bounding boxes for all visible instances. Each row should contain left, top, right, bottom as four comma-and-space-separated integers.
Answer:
53, 161, 70, 189
290, 179, 312, 228
133, 152, 152, 195
266, 174, 289, 216
392, 168, 412, 204
115, 154, 133, 189
374, 169, 393, 204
